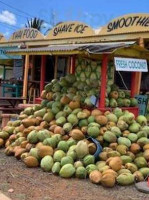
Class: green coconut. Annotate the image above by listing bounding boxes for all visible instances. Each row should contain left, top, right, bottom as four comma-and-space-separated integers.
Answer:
86, 164, 98, 175
117, 173, 134, 186
63, 123, 73, 132
57, 141, 69, 152
40, 156, 54, 172
127, 133, 138, 142
75, 167, 87, 179
67, 114, 78, 126
27, 130, 38, 144
136, 115, 147, 126
129, 123, 140, 133
103, 131, 117, 143
118, 137, 131, 148
37, 129, 51, 142
83, 155, 95, 166
59, 164, 75, 178
120, 155, 133, 164
56, 117, 66, 126
52, 162, 61, 174
61, 156, 74, 166
87, 126, 100, 138
53, 150, 66, 162
43, 137, 57, 148
134, 157, 147, 168
111, 126, 122, 137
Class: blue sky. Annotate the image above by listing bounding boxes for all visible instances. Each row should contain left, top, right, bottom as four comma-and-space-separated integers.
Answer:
0, 0, 149, 38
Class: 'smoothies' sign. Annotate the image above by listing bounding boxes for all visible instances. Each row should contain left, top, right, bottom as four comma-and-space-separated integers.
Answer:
99, 13, 149, 35
9, 28, 44, 42
46, 21, 95, 39
114, 57, 148, 72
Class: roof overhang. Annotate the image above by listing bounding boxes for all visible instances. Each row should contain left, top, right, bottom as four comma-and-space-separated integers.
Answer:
5, 41, 149, 60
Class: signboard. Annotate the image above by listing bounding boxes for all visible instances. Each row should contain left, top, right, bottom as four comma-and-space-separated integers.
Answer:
114, 57, 148, 72
9, 28, 44, 42
13, 59, 23, 79
0, 47, 21, 59
135, 95, 148, 115
99, 13, 149, 35
0, 34, 7, 43
46, 21, 95, 39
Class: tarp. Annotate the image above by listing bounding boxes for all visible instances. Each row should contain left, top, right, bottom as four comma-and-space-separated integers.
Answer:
0, 46, 22, 60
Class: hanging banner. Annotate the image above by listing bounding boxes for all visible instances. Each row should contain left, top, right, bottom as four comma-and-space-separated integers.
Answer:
114, 57, 148, 72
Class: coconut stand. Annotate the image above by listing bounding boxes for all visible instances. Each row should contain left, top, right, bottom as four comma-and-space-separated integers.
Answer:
3, 20, 149, 117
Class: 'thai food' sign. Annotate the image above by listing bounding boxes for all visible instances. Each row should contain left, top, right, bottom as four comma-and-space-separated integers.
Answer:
99, 13, 149, 35
46, 21, 95, 39
9, 28, 44, 41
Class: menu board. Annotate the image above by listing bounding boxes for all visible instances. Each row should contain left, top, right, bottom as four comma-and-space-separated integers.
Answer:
13, 59, 23, 79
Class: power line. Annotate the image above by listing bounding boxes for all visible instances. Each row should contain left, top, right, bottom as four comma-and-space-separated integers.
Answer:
0, 0, 51, 25
0, 0, 34, 18
0, 22, 16, 31
0, 7, 28, 19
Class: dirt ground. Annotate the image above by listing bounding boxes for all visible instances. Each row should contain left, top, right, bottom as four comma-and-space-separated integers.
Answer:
0, 149, 148, 200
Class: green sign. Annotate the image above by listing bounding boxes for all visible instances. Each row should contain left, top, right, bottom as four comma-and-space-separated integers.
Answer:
135, 95, 148, 115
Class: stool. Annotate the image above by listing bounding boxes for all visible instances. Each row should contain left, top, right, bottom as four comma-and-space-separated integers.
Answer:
1, 114, 18, 128
28, 87, 40, 104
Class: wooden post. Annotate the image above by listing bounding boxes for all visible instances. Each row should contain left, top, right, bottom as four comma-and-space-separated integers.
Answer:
98, 54, 108, 109
54, 56, 58, 79
31, 55, 35, 80
71, 56, 76, 74
40, 55, 46, 94
23, 54, 29, 103
135, 38, 144, 94
67, 56, 71, 74
131, 72, 136, 97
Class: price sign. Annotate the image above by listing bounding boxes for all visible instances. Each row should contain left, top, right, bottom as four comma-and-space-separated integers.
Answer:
135, 95, 148, 115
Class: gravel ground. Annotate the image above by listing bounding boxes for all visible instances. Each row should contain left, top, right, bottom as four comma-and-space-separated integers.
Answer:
0, 149, 148, 200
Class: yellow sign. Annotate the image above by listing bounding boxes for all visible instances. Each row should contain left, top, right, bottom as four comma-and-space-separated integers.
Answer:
46, 21, 95, 39
99, 13, 149, 35
9, 28, 44, 41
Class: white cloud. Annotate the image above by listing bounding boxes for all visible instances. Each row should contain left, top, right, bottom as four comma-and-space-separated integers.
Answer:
0, 10, 16, 25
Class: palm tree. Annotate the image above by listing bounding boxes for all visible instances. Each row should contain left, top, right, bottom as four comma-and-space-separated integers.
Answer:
25, 17, 45, 32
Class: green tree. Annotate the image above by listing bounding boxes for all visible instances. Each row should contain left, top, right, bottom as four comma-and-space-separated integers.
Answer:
25, 17, 45, 32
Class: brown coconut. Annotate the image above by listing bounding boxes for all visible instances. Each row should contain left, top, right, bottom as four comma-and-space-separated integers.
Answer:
109, 157, 122, 172
81, 126, 88, 134
91, 109, 102, 117
26, 143, 35, 151
82, 109, 91, 117
54, 126, 65, 135
88, 143, 96, 154
24, 156, 39, 167
21, 152, 29, 161
20, 141, 28, 148
102, 169, 118, 177
95, 115, 108, 125
49, 120, 57, 126
109, 143, 118, 150
99, 127, 107, 135
22, 118, 36, 128
133, 171, 144, 182
69, 129, 85, 140
99, 152, 108, 161
38, 145, 54, 158
40, 121, 49, 129
89, 170, 102, 184
143, 144, 149, 151
130, 143, 141, 154
69, 101, 80, 110
15, 148, 26, 159
49, 125, 57, 132
0, 138, 4, 147
60, 95, 71, 105
101, 173, 116, 187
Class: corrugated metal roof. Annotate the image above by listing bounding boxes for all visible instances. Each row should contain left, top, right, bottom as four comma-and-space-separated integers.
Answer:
6, 41, 147, 55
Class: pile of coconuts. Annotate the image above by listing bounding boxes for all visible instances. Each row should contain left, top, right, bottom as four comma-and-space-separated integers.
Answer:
0, 74, 149, 188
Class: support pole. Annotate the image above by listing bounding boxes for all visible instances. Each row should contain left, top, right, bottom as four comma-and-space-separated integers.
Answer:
131, 72, 136, 97
54, 56, 58, 79
135, 37, 144, 94
23, 54, 29, 103
67, 56, 71, 74
98, 54, 108, 109
40, 55, 46, 94
70, 56, 76, 74
31, 55, 35, 81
